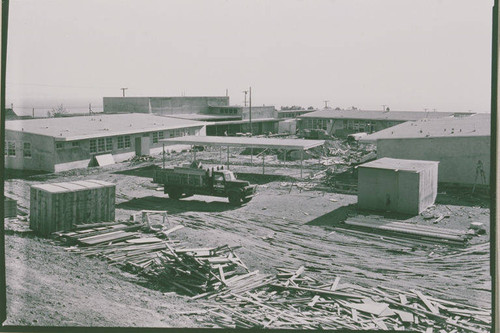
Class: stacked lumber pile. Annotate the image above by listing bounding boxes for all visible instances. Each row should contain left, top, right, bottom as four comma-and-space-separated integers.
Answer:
55, 222, 263, 297
200, 266, 490, 332
144, 245, 255, 296
343, 216, 468, 245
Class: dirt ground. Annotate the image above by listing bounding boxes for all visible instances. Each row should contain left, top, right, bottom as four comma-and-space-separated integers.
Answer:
3, 148, 491, 327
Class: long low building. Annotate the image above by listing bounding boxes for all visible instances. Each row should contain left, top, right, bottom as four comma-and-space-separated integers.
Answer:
5, 114, 207, 172
360, 113, 490, 186
298, 109, 471, 137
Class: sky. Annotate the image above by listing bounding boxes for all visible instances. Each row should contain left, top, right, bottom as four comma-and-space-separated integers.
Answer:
5, 0, 494, 115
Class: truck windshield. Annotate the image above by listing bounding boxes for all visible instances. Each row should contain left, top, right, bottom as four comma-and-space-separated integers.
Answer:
223, 172, 236, 181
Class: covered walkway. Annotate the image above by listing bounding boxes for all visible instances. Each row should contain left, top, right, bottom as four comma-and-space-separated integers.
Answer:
160, 136, 325, 178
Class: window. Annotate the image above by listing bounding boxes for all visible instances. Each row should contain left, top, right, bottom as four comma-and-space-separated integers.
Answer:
56, 142, 64, 150
117, 136, 124, 149
124, 136, 131, 148
7, 141, 15, 156
89, 139, 97, 153
106, 138, 113, 151
97, 138, 105, 152
152, 132, 158, 144
23, 142, 31, 158
158, 131, 164, 140
72, 142, 79, 147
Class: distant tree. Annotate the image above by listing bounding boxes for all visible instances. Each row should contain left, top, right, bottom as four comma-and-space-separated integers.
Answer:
335, 107, 342, 110
350, 106, 358, 110
386, 107, 390, 111
48, 104, 69, 117
307, 106, 314, 110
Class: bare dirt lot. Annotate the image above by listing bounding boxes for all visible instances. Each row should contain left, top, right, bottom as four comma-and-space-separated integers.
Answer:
3, 147, 491, 328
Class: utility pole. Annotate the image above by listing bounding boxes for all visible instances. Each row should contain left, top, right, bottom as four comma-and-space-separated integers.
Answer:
89, 103, 92, 115
323, 100, 329, 109
249, 87, 252, 136
32, 108, 34, 119
120, 88, 128, 97
243, 90, 248, 107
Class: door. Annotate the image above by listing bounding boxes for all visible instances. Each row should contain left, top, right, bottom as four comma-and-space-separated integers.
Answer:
213, 173, 226, 194
135, 137, 142, 156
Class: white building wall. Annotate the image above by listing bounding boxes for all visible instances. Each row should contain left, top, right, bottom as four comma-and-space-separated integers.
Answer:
376, 136, 490, 185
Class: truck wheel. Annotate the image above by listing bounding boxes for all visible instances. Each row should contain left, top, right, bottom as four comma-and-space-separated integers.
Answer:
168, 188, 182, 200
228, 192, 242, 206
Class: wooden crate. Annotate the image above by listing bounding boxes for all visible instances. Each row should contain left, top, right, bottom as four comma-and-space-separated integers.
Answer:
4, 197, 17, 218
30, 180, 115, 236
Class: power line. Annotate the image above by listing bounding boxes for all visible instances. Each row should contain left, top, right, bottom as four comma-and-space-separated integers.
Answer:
6, 82, 122, 89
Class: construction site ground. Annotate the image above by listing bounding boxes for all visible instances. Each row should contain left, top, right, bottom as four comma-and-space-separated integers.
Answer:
3, 147, 491, 327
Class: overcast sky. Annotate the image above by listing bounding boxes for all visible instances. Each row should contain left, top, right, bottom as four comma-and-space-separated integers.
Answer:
5, 0, 494, 113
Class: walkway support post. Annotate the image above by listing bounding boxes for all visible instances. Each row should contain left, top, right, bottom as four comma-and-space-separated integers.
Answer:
300, 150, 304, 178
162, 143, 165, 169
262, 149, 265, 175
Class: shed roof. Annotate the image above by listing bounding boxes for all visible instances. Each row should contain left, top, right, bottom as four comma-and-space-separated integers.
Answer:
359, 158, 439, 172
298, 109, 463, 121
31, 180, 115, 193
360, 113, 490, 142
6, 113, 207, 141
160, 135, 324, 150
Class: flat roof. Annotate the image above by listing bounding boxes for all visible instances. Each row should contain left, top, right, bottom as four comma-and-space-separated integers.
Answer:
359, 157, 439, 172
298, 109, 464, 121
207, 118, 279, 125
164, 114, 240, 121
6, 113, 207, 141
360, 113, 490, 142
160, 135, 324, 150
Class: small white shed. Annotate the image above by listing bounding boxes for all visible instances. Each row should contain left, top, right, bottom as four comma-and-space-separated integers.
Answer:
357, 158, 439, 215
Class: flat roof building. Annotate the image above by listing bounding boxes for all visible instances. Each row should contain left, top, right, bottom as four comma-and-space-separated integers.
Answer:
360, 113, 490, 185
103, 96, 279, 136
5, 113, 207, 172
297, 109, 471, 138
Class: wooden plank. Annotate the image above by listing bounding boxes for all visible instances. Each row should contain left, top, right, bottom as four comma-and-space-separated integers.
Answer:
412, 290, 439, 314
330, 276, 340, 291
125, 237, 163, 244
269, 284, 365, 299
393, 309, 414, 323
162, 225, 184, 236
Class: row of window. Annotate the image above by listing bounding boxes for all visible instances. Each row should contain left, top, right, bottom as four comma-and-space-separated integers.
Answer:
4, 141, 31, 158
5, 128, 200, 157
219, 109, 238, 115
304, 119, 331, 130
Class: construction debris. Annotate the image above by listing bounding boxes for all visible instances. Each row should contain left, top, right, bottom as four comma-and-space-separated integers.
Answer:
47, 216, 491, 331
197, 266, 490, 332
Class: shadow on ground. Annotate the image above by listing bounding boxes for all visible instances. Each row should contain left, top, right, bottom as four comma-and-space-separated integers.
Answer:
116, 195, 238, 213
4, 169, 51, 180
307, 204, 415, 227
113, 164, 160, 178
306, 204, 357, 226
436, 185, 490, 208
